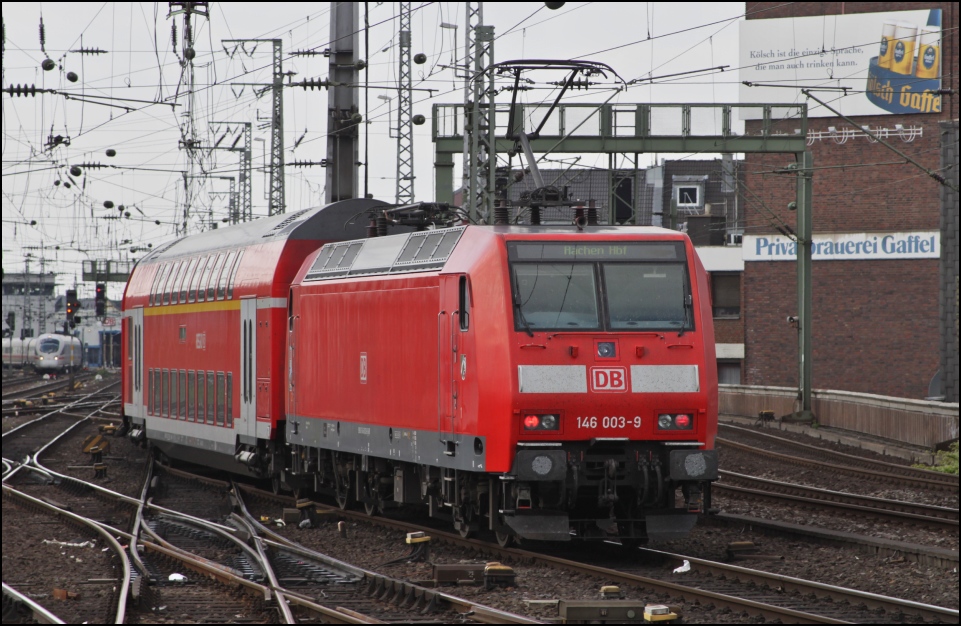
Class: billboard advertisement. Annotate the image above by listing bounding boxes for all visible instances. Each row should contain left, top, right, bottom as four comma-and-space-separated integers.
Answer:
743, 232, 940, 262
739, 9, 942, 118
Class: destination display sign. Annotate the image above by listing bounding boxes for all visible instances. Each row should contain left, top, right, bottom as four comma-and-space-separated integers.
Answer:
510, 242, 682, 262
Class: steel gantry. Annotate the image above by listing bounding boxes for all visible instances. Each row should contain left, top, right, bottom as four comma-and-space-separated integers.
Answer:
433, 101, 816, 421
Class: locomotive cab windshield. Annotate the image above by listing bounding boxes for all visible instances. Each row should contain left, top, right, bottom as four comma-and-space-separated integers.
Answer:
508, 241, 692, 333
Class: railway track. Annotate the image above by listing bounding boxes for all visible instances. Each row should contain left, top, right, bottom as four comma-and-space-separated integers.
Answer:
1, 372, 95, 402
716, 469, 960, 529
2, 383, 120, 479
233, 480, 959, 625
717, 424, 959, 492
154, 465, 543, 624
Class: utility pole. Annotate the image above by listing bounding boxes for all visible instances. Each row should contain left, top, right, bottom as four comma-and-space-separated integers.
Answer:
168, 2, 210, 235
208, 122, 252, 222
326, 2, 361, 203
462, 4, 495, 223
395, 3, 414, 204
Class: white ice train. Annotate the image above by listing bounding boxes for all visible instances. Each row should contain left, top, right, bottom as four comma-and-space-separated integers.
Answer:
1, 334, 83, 373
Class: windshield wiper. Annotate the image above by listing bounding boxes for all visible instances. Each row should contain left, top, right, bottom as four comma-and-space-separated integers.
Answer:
512, 281, 535, 337
678, 294, 693, 337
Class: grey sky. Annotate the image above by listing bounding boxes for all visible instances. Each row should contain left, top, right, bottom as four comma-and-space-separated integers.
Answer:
2, 2, 744, 297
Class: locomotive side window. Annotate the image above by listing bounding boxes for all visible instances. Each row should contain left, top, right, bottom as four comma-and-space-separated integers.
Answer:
187, 370, 196, 421
459, 276, 471, 331
604, 264, 690, 330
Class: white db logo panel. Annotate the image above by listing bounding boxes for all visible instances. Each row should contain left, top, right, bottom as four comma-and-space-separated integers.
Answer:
590, 367, 628, 392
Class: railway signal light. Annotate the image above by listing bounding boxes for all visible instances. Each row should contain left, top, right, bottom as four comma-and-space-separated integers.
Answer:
95, 283, 107, 317
65, 289, 78, 317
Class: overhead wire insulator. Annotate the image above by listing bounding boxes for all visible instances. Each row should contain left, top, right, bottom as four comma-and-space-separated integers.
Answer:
39, 17, 46, 52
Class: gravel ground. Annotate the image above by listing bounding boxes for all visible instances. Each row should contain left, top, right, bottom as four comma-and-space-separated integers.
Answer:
1, 493, 121, 624
246, 496, 960, 622
36, 418, 150, 499
245, 502, 738, 624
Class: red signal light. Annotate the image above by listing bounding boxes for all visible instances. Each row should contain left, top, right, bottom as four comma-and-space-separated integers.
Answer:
675, 414, 691, 428
523, 415, 540, 429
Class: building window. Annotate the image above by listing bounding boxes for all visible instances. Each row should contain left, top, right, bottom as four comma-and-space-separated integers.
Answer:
676, 185, 700, 207
718, 360, 742, 385
711, 272, 741, 318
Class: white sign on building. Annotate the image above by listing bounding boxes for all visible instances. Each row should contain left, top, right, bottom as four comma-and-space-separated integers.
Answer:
743, 232, 940, 262
740, 8, 943, 118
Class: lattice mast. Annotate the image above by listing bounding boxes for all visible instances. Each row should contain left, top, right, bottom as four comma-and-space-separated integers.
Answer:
395, 3, 415, 204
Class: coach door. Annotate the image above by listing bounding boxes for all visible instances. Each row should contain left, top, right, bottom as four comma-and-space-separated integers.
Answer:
240, 298, 258, 439
130, 307, 145, 412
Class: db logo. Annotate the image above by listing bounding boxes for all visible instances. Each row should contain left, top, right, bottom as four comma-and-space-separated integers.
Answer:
360, 352, 368, 384
590, 367, 628, 392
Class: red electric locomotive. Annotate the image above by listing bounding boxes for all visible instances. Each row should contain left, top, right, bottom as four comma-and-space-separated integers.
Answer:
122, 199, 718, 546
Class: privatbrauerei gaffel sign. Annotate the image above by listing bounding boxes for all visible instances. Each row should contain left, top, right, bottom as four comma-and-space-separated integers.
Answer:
739, 8, 942, 118
743, 232, 940, 262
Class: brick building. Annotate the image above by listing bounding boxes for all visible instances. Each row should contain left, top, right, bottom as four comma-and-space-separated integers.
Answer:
742, 2, 958, 399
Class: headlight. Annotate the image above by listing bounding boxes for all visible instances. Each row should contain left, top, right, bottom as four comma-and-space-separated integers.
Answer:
523, 413, 560, 431
658, 413, 694, 430
597, 341, 616, 358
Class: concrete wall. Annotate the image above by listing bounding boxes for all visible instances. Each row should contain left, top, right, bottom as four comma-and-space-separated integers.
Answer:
720, 384, 959, 448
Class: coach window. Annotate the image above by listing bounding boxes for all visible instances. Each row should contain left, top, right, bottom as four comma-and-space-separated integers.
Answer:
198, 371, 207, 423
206, 371, 216, 424
226, 373, 233, 427
206, 254, 226, 301
217, 251, 237, 300
216, 372, 226, 426
147, 368, 154, 414
459, 276, 470, 331
226, 250, 244, 298
179, 370, 187, 419
711, 273, 741, 318
152, 264, 170, 306
178, 258, 198, 303
197, 256, 216, 303
161, 369, 169, 417
164, 261, 183, 305
187, 370, 196, 421
189, 256, 209, 303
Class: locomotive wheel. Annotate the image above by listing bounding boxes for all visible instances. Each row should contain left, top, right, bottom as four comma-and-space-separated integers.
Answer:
494, 529, 514, 548
363, 498, 379, 517
454, 505, 476, 538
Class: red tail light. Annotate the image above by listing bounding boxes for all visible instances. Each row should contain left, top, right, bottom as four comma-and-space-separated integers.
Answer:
675, 414, 691, 428
524, 415, 540, 429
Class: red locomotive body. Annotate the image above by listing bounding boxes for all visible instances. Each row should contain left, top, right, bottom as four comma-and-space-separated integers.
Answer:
123, 199, 718, 545
286, 223, 717, 543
